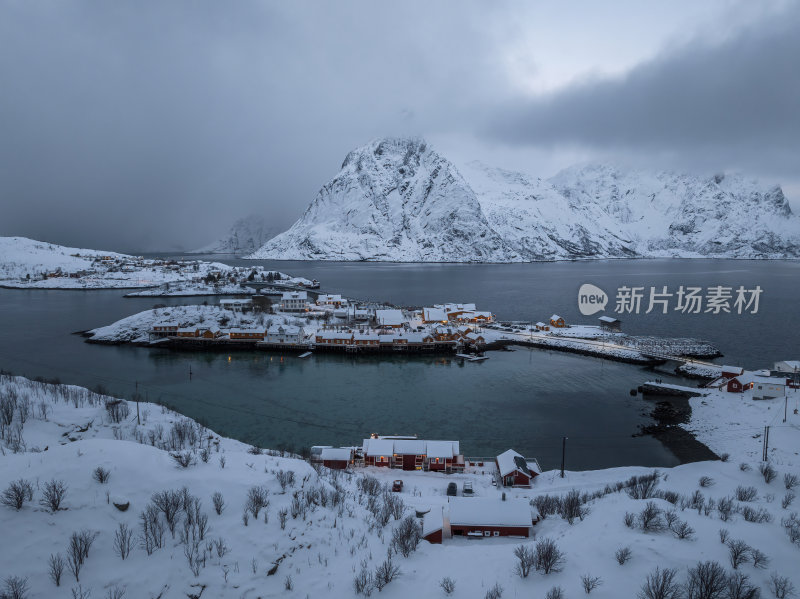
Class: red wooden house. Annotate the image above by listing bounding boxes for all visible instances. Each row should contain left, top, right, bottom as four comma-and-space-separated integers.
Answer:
320, 448, 352, 470
423, 499, 535, 544
496, 449, 540, 487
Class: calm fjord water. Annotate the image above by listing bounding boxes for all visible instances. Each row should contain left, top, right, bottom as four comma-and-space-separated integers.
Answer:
1, 259, 797, 470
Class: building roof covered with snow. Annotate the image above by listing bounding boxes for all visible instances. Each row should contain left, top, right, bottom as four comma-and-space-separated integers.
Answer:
423, 307, 448, 322
448, 498, 532, 528
375, 309, 405, 326
320, 448, 352, 462
496, 449, 532, 478
281, 291, 308, 300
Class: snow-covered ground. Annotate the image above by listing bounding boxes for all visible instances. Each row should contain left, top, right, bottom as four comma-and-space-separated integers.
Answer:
0, 236, 311, 292
1, 372, 799, 599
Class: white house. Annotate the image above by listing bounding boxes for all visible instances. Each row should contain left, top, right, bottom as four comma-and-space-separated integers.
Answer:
375, 309, 405, 328
219, 298, 253, 312
266, 325, 305, 344
280, 291, 309, 312
751, 376, 786, 400
774, 361, 800, 375
422, 307, 448, 323
316, 294, 347, 308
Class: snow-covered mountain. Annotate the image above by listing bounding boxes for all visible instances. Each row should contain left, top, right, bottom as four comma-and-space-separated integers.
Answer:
191, 215, 282, 255
249, 138, 800, 262
0, 236, 131, 280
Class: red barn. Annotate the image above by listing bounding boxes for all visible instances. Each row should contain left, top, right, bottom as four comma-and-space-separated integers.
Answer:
423, 499, 535, 544
496, 449, 540, 488
721, 365, 744, 379
320, 448, 352, 470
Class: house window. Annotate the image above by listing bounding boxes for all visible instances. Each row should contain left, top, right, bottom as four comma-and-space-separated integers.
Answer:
493, 531, 499, 537
483, 531, 491, 537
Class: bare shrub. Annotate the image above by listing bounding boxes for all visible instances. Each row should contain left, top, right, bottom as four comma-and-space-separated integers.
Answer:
1, 479, 33, 510
545, 588, 565, 599
627, 472, 660, 499
212, 491, 224, 515
139, 504, 166, 555
749, 548, 769, 569
783, 513, 800, 546
70, 585, 90, 599
739, 463, 751, 472
113, 523, 134, 560
41, 479, 67, 513
353, 566, 373, 596
439, 576, 456, 595
199, 447, 210, 463
783, 493, 796, 509
718, 497, 735, 521
105, 585, 125, 599
245, 486, 270, 519
391, 515, 421, 558
581, 574, 602, 594
279, 507, 288, 529
672, 520, 695, 540
92, 466, 110, 484
2, 576, 29, 599
513, 544, 535, 578
105, 399, 129, 423
785, 474, 800, 491
374, 557, 400, 591
615, 546, 632, 565
769, 572, 795, 599
719, 529, 730, 544
699, 476, 714, 488
728, 539, 750, 570
638, 501, 666, 532
48, 553, 65, 586
741, 506, 772, 523
213, 537, 228, 558
283, 575, 293, 590
638, 567, 682, 599
719, 453, 730, 462
170, 450, 196, 468
759, 463, 777, 484
485, 582, 503, 599
276, 469, 296, 492
686, 560, 727, 599
152, 489, 182, 536
735, 486, 758, 502
534, 537, 565, 574
561, 489, 588, 524
218, 455, 226, 469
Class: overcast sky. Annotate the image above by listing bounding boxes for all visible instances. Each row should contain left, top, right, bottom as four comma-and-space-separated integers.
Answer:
1, 0, 798, 252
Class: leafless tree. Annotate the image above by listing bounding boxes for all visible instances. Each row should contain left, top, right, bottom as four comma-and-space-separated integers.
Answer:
152, 490, 182, 536
245, 486, 270, 519
561, 489, 588, 524
113, 523, 134, 560
70, 584, 90, 599
749, 548, 769, 569
48, 553, 65, 586
2, 576, 29, 599
534, 538, 565, 574
40, 479, 67, 513
727, 540, 751, 570
637, 567, 682, 599
513, 544, 535, 578
769, 572, 795, 599
685, 561, 727, 599
391, 515, 421, 558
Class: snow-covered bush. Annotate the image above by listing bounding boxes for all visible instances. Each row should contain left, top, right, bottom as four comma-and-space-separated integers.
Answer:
626, 472, 660, 499
2, 575, 29, 599
544, 587, 564, 599
783, 493, 796, 509
784, 474, 799, 491
726, 572, 759, 599
718, 497, 735, 521
699, 476, 715, 488
484, 582, 503, 599
562, 489, 588, 524
170, 450, 196, 468
353, 565, 373, 596
782, 513, 800, 546
245, 486, 270, 520
104, 399, 129, 424
1, 479, 33, 510
638, 501, 666, 532
740, 505, 771, 523
769, 572, 795, 599
373, 557, 400, 591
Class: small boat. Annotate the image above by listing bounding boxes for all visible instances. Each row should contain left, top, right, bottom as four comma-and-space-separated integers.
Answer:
455, 353, 473, 359
298, 351, 313, 359
468, 355, 489, 362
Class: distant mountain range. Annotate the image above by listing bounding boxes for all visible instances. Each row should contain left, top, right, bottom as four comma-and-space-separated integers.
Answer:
247, 137, 800, 262
191, 215, 282, 255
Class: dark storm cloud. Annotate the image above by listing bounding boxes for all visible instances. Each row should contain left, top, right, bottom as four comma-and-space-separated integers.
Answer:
0, 1, 508, 252
488, 2, 800, 178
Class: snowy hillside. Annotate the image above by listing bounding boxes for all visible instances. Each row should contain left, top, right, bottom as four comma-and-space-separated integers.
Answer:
1, 374, 799, 598
190, 216, 282, 255
249, 138, 800, 262
0, 237, 130, 280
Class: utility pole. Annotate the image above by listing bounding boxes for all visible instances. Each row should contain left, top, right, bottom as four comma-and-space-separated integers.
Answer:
560, 436, 568, 478
762, 426, 770, 461
135, 381, 140, 425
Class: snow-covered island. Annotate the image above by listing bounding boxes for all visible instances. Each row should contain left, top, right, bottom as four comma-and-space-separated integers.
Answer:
0, 236, 316, 293
1, 365, 798, 598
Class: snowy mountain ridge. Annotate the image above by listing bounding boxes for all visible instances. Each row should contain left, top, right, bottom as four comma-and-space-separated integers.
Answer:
249, 138, 800, 262
191, 215, 282, 255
